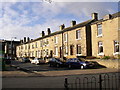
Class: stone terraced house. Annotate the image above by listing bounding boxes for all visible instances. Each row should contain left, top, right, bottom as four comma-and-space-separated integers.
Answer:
16, 12, 120, 59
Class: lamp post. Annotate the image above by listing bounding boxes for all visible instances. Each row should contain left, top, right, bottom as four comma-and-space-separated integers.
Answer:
11, 37, 17, 60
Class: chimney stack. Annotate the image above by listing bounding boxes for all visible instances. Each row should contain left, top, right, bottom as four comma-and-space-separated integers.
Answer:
71, 20, 76, 27
92, 13, 98, 20
60, 24, 65, 30
42, 31, 45, 37
103, 14, 111, 20
20, 40, 23, 44
47, 28, 51, 35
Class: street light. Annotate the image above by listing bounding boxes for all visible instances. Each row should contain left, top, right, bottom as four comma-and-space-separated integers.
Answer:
11, 37, 17, 59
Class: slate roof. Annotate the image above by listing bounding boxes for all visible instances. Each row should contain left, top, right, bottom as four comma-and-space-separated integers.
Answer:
21, 19, 94, 45
18, 11, 120, 45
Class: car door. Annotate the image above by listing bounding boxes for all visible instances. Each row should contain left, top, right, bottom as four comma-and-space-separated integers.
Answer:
71, 59, 80, 67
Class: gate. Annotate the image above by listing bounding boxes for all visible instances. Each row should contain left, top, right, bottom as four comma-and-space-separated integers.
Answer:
64, 72, 120, 90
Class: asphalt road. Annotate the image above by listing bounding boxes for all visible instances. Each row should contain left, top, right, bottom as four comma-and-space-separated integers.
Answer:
2, 72, 119, 89
11, 60, 69, 71
2, 61, 119, 89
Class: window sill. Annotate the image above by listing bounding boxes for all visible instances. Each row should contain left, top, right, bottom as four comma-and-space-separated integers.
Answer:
76, 38, 81, 40
64, 54, 68, 56
97, 53, 104, 56
54, 43, 58, 45
97, 35, 103, 38
54, 55, 58, 56
64, 41, 68, 43
76, 54, 82, 56
113, 52, 120, 55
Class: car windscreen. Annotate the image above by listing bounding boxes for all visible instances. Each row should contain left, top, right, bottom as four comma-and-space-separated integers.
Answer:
68, 58, 82, 62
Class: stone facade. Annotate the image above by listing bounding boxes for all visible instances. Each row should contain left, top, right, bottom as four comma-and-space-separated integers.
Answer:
16, 12, 120, 59
0, 40, 20, 59
91, 12, 120, 58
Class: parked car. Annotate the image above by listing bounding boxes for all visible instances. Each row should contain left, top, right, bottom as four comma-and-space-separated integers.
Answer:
29, 57, 35, 62
3, 57, 11, 64
48, 58, 65, 67
21, 57, 30, 63
65, 58, 95, 69
31, 58, 46, 65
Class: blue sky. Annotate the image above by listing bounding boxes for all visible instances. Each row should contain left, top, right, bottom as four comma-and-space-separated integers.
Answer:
0, 1, 119, 40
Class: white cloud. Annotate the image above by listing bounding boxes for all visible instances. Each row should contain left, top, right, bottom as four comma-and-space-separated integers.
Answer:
0, 0, 119, 2
0, 2, 118, 40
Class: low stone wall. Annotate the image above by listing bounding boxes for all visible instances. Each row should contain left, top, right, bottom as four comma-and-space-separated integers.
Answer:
86, 59, 120, 69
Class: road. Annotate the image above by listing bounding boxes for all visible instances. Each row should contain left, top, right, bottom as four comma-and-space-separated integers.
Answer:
2, 60, 119, 89
11, 60, 70, 71
2, 72, 119, 89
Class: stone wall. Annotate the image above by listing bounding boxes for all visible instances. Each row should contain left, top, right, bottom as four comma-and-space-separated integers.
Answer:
86, 59, 120, 69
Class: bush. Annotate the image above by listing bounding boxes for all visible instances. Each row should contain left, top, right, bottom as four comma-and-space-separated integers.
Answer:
102, 56, 110, 59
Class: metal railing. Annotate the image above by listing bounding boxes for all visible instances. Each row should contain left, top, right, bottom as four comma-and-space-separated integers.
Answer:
64, 72, 120, 90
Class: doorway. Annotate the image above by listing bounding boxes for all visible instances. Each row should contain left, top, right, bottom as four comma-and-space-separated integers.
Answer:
70, 45, 74, 55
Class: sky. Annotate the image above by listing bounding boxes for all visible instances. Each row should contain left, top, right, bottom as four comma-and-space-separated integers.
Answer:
0, 1, 119, 40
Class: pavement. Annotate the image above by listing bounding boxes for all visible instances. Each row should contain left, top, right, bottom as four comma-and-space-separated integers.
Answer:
1, 65, 119, 77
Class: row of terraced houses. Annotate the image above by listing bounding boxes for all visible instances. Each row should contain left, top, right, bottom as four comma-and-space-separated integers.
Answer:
16, 12, 120, 59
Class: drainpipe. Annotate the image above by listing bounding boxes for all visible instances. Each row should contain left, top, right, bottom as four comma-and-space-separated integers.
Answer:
62, 31, 64, 60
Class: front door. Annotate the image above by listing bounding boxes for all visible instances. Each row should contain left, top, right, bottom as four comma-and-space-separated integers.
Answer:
59, 47, 62, 58
50, 50, 53, 58
70, 45, 74, 55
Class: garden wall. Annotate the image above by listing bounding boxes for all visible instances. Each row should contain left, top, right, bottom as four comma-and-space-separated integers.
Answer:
86, 59, 120, 69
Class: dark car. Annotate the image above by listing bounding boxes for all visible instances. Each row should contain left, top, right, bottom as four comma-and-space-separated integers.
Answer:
65, 58, 95, 69
21, 57, 30, 63
48, 58, 65, 67
3, 57, 11, 64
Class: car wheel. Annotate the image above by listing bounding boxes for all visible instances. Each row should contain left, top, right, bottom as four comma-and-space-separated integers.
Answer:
68, 64, 72, 69
81, 65, 84, 69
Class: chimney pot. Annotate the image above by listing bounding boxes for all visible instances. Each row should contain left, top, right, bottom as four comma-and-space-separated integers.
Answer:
47, 28, 51, 35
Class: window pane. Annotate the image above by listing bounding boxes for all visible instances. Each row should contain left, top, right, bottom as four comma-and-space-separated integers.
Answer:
97, 24, 102, 36
98, 42, 103, 53
76, 30, 80, 39
64, 33, 68, 42
100, 46, 103, 53
77, 45, 81, 54
116, 45, 119, 52
54, 36, 57, 43
114, 41, 119, 53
